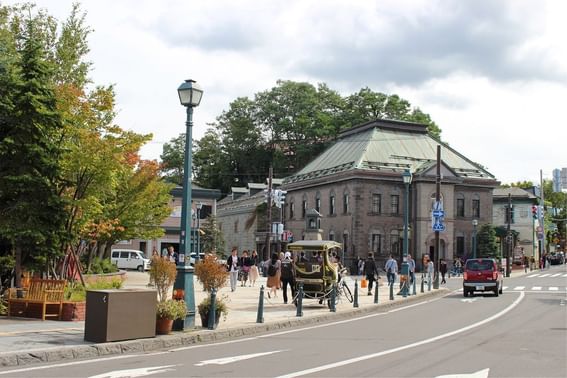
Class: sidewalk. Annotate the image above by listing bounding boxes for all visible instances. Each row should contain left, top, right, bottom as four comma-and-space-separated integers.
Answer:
0, 273, 447, 368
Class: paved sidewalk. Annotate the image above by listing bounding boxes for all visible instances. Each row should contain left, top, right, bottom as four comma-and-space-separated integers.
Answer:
0, 271, 468, 368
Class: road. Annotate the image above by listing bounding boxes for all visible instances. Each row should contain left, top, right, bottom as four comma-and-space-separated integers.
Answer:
1, 265, 565, 378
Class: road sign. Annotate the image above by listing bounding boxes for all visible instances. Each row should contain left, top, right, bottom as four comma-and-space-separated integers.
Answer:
433, 222, 446, 232
432, 209, 445, 218
536, 226, 542, 232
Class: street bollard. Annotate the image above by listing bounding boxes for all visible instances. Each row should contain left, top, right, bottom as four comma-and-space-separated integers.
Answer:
402, 279, 407, 298
389, 281, 394, 300
330, 284, 336, 312
420, 273, 424, 293
374, 280, 379, 304
296, 283, 304, 317
207, 288, 217, 330
412, 276, 416, 295
428, 274, 432, 291
353, 280, 359, 308
256, 285, 265, 323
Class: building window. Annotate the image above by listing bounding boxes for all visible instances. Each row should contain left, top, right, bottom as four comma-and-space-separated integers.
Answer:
343, 193, 349, 214
302, 199, 307, 218
234, 220, 238, 233
390, 195, 399, 215
329, 231, 335, 241
315, 195, 321, 213
472, 199, 480, 218
456, 236, 465, 257
505, 205, 515, 224
289, 202, 295, 219
371, 233, 382, 255
343, 232, 349, 254
390, 230, 400, 256
372, 194, 381, 214
330, 195, 335, 215
457, 198, 465, 217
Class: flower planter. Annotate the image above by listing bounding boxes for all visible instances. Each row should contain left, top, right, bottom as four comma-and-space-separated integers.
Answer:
61, 301, 86, 321
155, 317, 174, 334
199, 311, 221, 329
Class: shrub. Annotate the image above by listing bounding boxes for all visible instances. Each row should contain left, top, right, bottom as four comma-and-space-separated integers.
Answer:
64, 277, 124, 302
194, 254, 228, 292
0, 292, 7, 315
156, 299, 187, 320
149, 256, 177, 302
197, 294, 228, 321
87, 257, 118, 274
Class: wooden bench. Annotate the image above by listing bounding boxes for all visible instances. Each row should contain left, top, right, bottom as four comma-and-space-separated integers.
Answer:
7, 279, 66, 320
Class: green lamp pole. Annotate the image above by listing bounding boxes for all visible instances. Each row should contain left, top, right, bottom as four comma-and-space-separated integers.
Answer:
472, 219, 478, 259
401, 169, 412, 297
173, 79, 203, 331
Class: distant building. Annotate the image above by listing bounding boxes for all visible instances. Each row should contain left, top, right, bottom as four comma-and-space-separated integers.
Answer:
552, 168, 567, 192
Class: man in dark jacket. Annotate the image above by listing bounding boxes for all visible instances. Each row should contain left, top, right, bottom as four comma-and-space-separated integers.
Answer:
280, 252, 296, 304
365, 253, 379, 296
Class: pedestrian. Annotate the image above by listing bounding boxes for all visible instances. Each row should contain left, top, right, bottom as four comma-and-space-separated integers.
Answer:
299, 251, 308, 263
167, 246, 178, 264
426, 256, 434, 283
239, 250, 251, 287
226, 248, 240, 292
407, 254, 416, 285
249, 250, 259, 287
385, 255, 398, 286
151, 247, 159, 258
266, 252, 281, 299
280, 252, 295, 304
523, 255, 529, 273
364, 253, 379, 295
357, 257, 365, 276
454, 257, 462, 277
440, 258, 447, 284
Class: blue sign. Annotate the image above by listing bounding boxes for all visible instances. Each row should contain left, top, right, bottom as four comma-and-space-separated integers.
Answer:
432, 210, 445, 218
433, 222, 446, 232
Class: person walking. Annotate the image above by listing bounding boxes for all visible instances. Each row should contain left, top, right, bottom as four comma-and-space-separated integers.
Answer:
280, 252, 295, 304
364, 253, 379, 296
226, 248, 240, 292
239, 250, 251, 287
357, 257, 365, 276
407, 254, 416, 285
249, 250, 260, 287
426, 256, 434, 284
440, 258, 448, 284
266, 253, 281, 299
385, 254, 398, 286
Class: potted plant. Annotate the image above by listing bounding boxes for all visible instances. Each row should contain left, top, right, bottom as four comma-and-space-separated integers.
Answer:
62, 277, 123, 321
194, 254, 229, 328
149, 256, 188, 334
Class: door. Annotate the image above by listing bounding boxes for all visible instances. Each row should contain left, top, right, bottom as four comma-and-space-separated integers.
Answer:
119, 251, 130, 269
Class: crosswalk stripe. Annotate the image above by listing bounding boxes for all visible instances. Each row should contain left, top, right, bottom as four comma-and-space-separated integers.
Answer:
513, 286, 525, 290
540, 274, 551, 277
549, 287, 559, 291
550, 273, 562, 277
527, 274, 539, 278
532, 286, 542, 290
563, 274, 567, 278
502, 286, 508, 290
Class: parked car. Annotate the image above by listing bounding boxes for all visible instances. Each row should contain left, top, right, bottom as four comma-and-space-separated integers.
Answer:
110, 249, 150, 271
463, 258, 503, 297
188, 252, 206, 266
549, 252, 565, 265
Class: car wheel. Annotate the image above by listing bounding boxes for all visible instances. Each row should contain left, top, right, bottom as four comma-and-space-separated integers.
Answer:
137, 265, 144, 272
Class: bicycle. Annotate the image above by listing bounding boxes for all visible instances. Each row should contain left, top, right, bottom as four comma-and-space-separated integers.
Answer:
335, 268, 353, 303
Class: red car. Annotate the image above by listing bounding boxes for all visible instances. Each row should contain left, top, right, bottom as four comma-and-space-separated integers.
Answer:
463, 258, 503, 297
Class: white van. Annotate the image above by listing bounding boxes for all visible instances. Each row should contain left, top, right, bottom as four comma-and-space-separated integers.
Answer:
110, 249, 150, 271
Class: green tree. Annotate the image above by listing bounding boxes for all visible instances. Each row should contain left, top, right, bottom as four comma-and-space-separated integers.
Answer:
193, 128, 230, 191
200, 215, 226, 256
160, 133, 185, 185
476, 224, 499, 259
0, 19, 67, 286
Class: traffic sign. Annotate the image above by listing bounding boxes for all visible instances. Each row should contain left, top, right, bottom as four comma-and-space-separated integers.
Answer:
536, 226, 542, 232
432, 209, 445, 218
433, 222, 446, 232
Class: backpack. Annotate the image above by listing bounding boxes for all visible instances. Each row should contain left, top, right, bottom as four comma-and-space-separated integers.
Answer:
281, 260, 293, 279
268, 262, 277, 277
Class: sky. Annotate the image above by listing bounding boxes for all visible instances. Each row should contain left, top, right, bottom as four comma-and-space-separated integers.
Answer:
5, 0, 567, 184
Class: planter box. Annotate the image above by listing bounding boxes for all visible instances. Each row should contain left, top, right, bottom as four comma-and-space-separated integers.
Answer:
61, 301, 86, 321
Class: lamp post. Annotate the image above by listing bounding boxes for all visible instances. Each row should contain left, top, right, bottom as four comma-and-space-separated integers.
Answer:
401, 169, 412, 297
173, 79, 203, 331
472, 219, 478, 259
196, 202, 203, 261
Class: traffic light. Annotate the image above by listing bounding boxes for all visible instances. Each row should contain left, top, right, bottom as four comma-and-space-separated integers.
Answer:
531, 205, 538, 219
273, 189, 287, 208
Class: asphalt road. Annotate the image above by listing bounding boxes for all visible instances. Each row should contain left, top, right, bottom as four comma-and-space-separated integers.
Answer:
2, 265, 565, 378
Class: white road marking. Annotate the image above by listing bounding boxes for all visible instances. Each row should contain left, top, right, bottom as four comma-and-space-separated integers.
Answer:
549, 287, 559, 291
563, 274, 567, 278
513, 286, 525, 290
550, 273, 562, 277
276, 292, 525, 378
502, 286, 508, 290
532, 286, 542, 290
0, 355, 140, 376
195, 350, 286, 366
436, 368, 490, 378
527, 274, 539, 278
88, 365, 178, 378
540, 274, 551, 277
461, 298, 478, 303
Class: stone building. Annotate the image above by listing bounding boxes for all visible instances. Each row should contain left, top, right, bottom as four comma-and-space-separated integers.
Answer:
282, 119, 499, 271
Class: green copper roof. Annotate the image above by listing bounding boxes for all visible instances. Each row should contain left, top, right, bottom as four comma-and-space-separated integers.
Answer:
284, 119, 494, 184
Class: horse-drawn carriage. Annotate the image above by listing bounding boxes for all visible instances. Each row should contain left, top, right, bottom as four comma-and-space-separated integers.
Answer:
287, 240, 352, 306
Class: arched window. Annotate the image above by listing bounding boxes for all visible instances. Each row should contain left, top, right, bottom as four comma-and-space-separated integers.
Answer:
343, 191, 349, 214
329, 190, 336, 216
302, 195, 307, 219
329, 231, 335, 241
472, 194, 480, 218
315, 192, 321, 213
289, 198, 295, 220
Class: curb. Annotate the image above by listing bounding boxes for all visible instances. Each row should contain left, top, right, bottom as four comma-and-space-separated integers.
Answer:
0, 288, 449, 368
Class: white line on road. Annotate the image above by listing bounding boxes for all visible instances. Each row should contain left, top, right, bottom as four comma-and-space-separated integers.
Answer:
549, 287, 559, 291
0, 355, 140, 376
527, 274, 539, 278
550, 273, 562, 277
532, 286, 542, 290
88, 365, 178, 378
195, 350, 286, 366
275, 292, 525, 378
513, 286, 525, 290
436, 368, 490, 378
502, 286, 508, 290
563, 274, 567, 278
540, 274, 551, 277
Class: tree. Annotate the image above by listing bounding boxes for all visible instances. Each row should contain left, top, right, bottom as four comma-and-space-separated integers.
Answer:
160, 133, 185, 185
193, 128, 230, 191
476, 224, 499, 259
200, 215, 226, 256
0, 19, 67, 286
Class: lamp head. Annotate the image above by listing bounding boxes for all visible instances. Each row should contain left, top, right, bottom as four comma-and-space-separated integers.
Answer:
402, 169, 412, 185
177, 79, 203, 107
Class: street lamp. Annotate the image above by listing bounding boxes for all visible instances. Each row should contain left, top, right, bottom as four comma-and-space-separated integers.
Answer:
401, 169, 412, 297
173, 79, 203, 331
472, 219, 478, 259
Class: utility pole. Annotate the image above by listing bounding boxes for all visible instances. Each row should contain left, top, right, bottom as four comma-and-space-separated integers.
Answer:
506, 193, 512, 277
263, 166, 273, 261
540, 169, 546, 263
433, 145, 441, 290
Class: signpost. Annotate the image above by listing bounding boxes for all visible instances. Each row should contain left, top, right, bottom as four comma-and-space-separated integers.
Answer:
432, 201, 446, 232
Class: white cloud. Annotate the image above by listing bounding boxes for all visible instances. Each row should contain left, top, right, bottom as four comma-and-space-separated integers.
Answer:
7, 0, 567, 184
